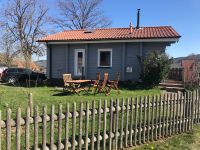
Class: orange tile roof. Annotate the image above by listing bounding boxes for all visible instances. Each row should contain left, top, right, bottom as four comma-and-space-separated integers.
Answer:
37, 26, 181, 42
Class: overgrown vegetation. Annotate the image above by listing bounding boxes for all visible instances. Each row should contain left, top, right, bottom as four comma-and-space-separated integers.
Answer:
141, 52, 172, 87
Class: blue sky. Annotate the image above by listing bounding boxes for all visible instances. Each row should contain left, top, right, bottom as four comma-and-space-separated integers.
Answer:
0, 0, 200, 59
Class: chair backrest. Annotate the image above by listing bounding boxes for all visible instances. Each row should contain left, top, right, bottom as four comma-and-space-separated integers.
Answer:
94, 73, 100, 85
63, 74, 72, 83
101, 73, 108, 88
115, 72, 120, 83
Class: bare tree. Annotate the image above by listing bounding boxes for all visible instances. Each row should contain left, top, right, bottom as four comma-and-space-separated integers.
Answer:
0, 33, 19, 67
53, 0, 112, 30
0, 0, 48, 68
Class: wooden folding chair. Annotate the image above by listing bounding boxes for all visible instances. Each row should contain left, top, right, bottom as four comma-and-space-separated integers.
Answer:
105, 73, 120, 96
91, 73, 100, 93
95, 73, 108, 94
63, 74, 72, 91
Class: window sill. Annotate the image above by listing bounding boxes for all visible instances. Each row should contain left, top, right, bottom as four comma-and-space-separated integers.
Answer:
98, 66, 112, 69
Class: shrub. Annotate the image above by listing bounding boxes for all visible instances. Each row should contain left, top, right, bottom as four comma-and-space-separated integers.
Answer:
141, 52, 172, 87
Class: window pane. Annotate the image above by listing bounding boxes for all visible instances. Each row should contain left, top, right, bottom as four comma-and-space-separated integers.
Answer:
100, 51, 111, 66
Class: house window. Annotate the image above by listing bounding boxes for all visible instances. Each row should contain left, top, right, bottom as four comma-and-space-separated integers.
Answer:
98, 49, 112, 67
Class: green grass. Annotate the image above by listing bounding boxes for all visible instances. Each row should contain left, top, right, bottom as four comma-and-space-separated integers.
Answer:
133, 125, 200, 150
0, 84, 160, 118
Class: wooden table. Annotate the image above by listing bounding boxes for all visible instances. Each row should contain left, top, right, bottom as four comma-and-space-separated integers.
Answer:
64, 80, 91, 95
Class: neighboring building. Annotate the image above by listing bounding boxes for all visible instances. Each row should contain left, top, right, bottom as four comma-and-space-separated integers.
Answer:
34, 60, 47, 74
38, 11, 181, 81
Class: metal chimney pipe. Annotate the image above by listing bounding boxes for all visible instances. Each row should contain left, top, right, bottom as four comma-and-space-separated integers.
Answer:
136, 9, 141, 29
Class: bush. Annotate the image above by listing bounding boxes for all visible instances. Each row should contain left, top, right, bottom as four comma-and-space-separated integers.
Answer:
141, 52, 172, 87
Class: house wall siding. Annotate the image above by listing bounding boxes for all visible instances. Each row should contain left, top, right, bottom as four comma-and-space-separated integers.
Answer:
48, 42, 170, 81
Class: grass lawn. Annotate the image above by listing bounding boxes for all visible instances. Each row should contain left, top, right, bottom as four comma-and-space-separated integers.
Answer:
133, 124, 200, 150
0, 83, 160, 118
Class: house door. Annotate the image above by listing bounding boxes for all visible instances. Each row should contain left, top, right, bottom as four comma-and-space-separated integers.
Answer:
74, 49, 85, 76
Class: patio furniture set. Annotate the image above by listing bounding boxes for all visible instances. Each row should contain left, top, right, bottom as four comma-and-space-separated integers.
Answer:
63, 73, 120, 96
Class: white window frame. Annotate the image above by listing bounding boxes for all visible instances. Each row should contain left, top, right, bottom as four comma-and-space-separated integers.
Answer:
98, 49, 112, 67
74, 49, 85, 76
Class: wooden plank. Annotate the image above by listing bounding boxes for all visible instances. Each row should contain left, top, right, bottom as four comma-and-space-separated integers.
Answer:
109, 99, 113, 150
25, 107, 30, 150
125, 98, 129, 147
183, 92, 186, 132
197, 90, 200, 123
72, 103, 76, 150
50, 105, 55, 150
0, 110, 1, 150
78, 103, 83, 150
130, 98, 134, 146
34, 106, 38, 150
134, 97, 138, 146
179, 93, 183, 133
120, 99, 124, 149
16, 108, 21, 150
85, 102, 89, 150
162, 95, 166, 138
151, 96, 155, 141
97, 100, 101, 150
6, 108, 11, 150
91, 101, 95, 150
42, 106, 47, 150
65, 104, 69, 150
155, 96, 158, 140
115, 99, 119, 150
138, 97, 142, 144
191, 92, 194, 129
172, 93, 176, 134
103, 100, 107, 150
147, 96, 150, 143
58, 104, 62, 150
143, 97, 147, 143
158, 95, 162, 139
166, 94, 169, 136
169, 94, 173, 136
176, 94, 179, 134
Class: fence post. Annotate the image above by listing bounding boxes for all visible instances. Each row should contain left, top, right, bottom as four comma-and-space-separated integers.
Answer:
28, 93, 33, 117
16, 108, 21, 150
0, 110, 1, 150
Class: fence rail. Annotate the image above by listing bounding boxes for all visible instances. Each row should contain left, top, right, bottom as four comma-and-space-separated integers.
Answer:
0, 90, 200, 150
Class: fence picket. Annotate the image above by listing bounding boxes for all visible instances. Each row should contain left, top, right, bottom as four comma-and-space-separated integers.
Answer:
97, 100, 101, 150
166, 94, 169, 136
125, 98, 129, 147
65, 104, 69, 150
151, 97, 155, 141
134, 97, 138, 146
130, 98, 134, 146
16, 108, 21, 150
103, 100, 107, 150
158, 96, 162, 139
197, 90, 200, 123
155, 96, 158, 140
6, 108, 11, 150
50, 105, 55, 150
120, 99, 124, 149
109, 100, 113, 150
179, 93, 183, 133
85, 102, 89, 150
143, 97, 147, 143
42, 106, 47, 150
172, 93, 176, 134
169, 94, 173, 136
139, 97, 142, 144
162, 95, 166, 138
78, 103, 83, 150
183, 92, 186, 132
91, 101, 95, 150
58, 104, 62, 150
34, 106, 38, 150
115, 99, 119, 150
72, 103, 76, 150
0, 110, 1, 150
147, 96, 150, 143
